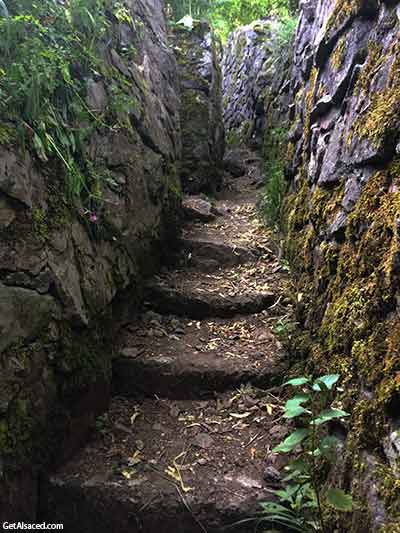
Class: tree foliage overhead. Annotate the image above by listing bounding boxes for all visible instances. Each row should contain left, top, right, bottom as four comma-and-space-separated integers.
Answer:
167, 0, 212, 20
167, 0, 297, 40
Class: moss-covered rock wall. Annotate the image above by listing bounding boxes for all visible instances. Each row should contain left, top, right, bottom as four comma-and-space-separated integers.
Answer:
223, 0, 400, 529
0, 0, 182, 521
172, 22, 225, 194
282, 0, 400, 529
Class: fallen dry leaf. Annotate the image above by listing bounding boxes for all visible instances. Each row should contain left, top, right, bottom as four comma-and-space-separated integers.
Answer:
230, 412, 251, 419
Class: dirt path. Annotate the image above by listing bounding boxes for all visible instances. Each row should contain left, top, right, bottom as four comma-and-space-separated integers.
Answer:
39, 151, 294, 532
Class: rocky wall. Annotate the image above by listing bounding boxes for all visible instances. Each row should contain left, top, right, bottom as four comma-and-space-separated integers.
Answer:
222, 19, 292, 149
172, 22, 225, 194
0, 0, 181, 521
282, 0, 400, 529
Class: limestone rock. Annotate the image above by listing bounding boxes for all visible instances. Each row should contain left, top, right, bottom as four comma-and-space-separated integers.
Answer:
223, 149, 247, 177
0, 0, 181, 520
225, 0, 400, 529
182, 196, 216, 222
0, 146, 44, 207
86, 79, 107, 112
281, 1, 400, 529
0, 283, 60, 353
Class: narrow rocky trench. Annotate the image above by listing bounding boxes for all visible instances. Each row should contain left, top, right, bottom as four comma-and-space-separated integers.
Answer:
2, 1, 400, 530
38, 151, 293, 531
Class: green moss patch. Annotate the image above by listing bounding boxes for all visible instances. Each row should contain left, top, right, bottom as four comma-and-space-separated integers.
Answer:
351, 42, 400, 146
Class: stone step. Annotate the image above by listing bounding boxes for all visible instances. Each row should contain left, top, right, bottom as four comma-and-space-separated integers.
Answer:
39, 392, 286, 533
113, 312, 285, 399
182, 196, 220, 223
145, 283, 277, 319
143, 262, 285, 319
182, 200, 275, 262
180, 237, 259, 271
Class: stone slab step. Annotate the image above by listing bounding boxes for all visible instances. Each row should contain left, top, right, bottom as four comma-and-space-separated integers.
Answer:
180, 237, 259, 271
39, 392, 286, 533
113, 312, 285, 399
143, 262, 285, 319
145, 283, 277, 319
182, 196, 220, 222
182, 196, 274, 251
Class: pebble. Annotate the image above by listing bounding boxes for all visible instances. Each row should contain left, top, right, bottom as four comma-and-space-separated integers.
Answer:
193, 432, 214, 449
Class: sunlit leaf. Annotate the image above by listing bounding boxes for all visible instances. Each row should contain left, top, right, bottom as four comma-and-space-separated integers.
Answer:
121, 469, 133, 479
273, 429, 309, 453
230, 412, 251, 419
283, 377, 310, 387
284, 405, 309, 418
312, 374, 340, 391
286, 393, 310, 406
177, 14, 194, 29
311, 408, 350, 426
284, 394, 311, 418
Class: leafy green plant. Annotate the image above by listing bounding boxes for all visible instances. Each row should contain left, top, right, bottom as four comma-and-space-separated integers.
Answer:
261, 374, 352, 532
261, 164, 287, 227
210, 0, 293, 41
0, 0, 138, 208
281, 258, 290, 272
274, 13, 297, 51
95, 413, 109, 435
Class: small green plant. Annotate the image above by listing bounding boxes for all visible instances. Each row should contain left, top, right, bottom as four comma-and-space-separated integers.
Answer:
261, 127, 288, 228
113, 1, 133, 25
261, 165, 287, 226
274, 14, 298, 52
95, 413, 108, 434
273, 318, 296, 342
261, 374, 352, 532
32, 207, 49, 243
225, 128, 241, 147
281, 258, 290, 272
